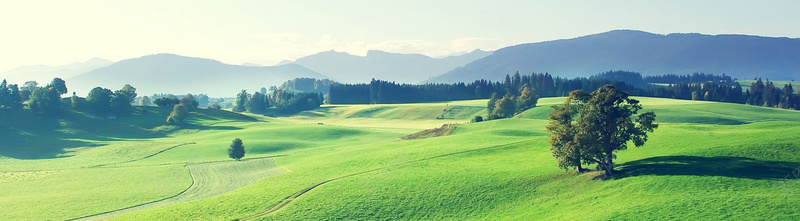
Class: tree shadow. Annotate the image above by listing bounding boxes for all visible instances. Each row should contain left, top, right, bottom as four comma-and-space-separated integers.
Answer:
612, 155, 800, 180
0, 107, 249, 160
288, 106, 337, 118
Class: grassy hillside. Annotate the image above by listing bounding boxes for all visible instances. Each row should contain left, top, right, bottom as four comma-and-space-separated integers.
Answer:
1, 98, 799, 220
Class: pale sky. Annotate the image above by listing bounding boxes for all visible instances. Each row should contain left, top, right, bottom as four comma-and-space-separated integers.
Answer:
1, 0, 798, 72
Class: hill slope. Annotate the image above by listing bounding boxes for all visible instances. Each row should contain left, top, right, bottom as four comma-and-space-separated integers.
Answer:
3, 98, 800, 220
429, 30, 800, 83
293, 49, 491, 84
67, 54, 327, 97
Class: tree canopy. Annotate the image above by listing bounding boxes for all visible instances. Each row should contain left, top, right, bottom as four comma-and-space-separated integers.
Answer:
228, 138, 245, 160
547, 85, 658, 176
233, 90, 248, 112
166, 103, 189, 124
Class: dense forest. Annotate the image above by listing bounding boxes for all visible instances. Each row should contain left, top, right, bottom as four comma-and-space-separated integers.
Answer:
327, 70, 800, 110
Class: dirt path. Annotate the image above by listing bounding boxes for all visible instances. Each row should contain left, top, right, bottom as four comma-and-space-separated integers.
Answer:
70, 157, 287, 221
238, 139, 534, 220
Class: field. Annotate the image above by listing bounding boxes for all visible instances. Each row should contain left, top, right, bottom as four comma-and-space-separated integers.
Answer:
1, 97, 799, 220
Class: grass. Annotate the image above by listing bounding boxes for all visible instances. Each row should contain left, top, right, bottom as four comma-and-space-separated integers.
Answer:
1, 97, 799, 220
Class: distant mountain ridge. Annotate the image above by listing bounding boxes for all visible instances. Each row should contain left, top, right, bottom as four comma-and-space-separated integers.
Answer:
67, 54, 326, 97
292, 49, 491, 84
1, 58, 113, 84
428, 30, 800, 83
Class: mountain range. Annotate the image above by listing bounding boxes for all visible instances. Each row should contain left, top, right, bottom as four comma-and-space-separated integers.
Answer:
292, 49, 491, 84
428, 30, 800, 83
0, 58, 113, 84
67, 54, 326, 97
5, 30, 800, 97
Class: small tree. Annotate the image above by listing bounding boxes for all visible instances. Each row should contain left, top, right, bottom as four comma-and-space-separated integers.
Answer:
228, 138, 245, 160
233, 90, 249, 112
180, 94, 199, 109
486, 92, 499, 119
153, 97, 180, 107
492, 93, 516, 119
516, 86, 539, 113
118, 84, 137, 103
166, 103, 189, 124
139, 96, 152, 106
70, 92, 84, 109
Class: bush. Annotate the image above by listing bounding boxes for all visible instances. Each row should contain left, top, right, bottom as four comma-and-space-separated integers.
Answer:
228, 138, 245, 160
472, 116, 483, 123
166, 104, 188, 124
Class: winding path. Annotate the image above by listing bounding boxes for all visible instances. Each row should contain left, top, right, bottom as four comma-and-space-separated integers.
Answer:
238, 139, 534, 220
70, 157, 287, 221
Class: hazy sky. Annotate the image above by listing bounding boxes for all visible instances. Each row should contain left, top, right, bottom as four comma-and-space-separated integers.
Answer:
1, 0, 798, 72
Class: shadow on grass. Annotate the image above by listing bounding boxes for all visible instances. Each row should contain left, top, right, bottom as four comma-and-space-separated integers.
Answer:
613, 155, 800, 180
290, 106, 339, 118
0, 107, 250, 160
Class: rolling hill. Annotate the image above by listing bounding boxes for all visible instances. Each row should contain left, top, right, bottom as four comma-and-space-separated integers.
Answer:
428, 30, 800, 83
67, 54, 327, 97
292, 49, 491, 84
2, 98, 799, 220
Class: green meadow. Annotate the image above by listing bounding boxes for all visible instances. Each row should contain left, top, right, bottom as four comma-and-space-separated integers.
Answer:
1, 97, 799, 220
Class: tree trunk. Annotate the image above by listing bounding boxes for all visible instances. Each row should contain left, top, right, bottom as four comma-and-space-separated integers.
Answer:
604, 156, 614, 176
576, 164, 586, 173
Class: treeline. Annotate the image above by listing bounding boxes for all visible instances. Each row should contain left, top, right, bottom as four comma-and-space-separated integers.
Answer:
150, 93, 212, 108
232, 89, 323, 115
0, 78, 69, 115
280, 78, 335, 95
0, 78, 209, 125
327, 70, 800, 111
0, 78, 141, 116
328, 73, 638, 104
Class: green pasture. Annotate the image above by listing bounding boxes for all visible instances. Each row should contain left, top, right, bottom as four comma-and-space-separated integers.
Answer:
1, 97, 799, 220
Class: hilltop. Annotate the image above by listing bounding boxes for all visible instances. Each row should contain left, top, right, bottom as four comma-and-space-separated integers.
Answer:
293, 49, 491, 84
67, 54, 327, 97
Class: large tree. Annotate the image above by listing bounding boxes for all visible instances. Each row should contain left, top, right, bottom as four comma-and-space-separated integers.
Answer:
547, 85, 658, 176
28, 86, 61, 115
228, 138, 245, 160
245, 92, 268, 114
86, 87, 113, 112
49, 78, 68, 95
546, 90, 591, 172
